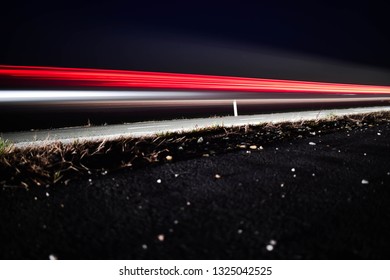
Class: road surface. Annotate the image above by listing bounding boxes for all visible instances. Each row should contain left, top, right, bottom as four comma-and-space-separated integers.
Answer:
2, 105, 390, 147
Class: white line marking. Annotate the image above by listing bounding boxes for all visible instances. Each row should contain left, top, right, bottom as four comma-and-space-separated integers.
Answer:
127, 125, 170, 130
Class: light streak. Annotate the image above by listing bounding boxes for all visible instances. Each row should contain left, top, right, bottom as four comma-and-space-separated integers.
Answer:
1, 65, 390, 94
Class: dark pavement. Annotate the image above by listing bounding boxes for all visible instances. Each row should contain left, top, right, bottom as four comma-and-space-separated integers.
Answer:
1, 120, 390, 259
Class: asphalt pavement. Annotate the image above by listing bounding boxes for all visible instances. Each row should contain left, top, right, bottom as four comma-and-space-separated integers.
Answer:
1, 116, 390, 259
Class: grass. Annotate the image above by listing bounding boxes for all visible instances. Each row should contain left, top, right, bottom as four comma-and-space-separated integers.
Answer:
0, 111, 389, 188
0, 138, 13, 155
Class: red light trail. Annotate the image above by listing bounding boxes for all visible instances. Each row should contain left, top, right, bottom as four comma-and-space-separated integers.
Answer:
1, 65, 390, 94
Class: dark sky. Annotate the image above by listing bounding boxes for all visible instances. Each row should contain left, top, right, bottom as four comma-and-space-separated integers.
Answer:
1, 0, 389, 83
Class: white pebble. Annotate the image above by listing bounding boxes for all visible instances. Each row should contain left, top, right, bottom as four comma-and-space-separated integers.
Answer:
174, 174, 179, 178
361, 179, 369, 184
49, 254, 57, 260
45, 192, 50, 197
142, 244, 148, 250
156, 179, 162, 184
312, 173, 315, 177
186, 201, 191, 206
270, 239, 277, 245
157, 234, 165, 242
291, 168, 295, 172
309, 142, 316, 146
377, 133, 381, 136
266, 244, 274, 251
280, 183, 284, 187
197, 137, 204, 143
215, 174, 221, 179
237, 229, 243, 234
173, 220, 179, 225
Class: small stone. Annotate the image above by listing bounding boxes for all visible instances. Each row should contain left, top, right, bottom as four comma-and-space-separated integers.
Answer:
101, 170, 108, 175
49, 254, 57, 260
60, 204, 64, 208
165, 155, 173, 161
293, 174, 296, 178
291, 168, 295, 172
45, 192, 50, 197
270, 239, 277, 245
173, 220, 179, 225
309, 142, 316, 146
197, 137, 204, 143
266, 244, 274, 251
237, 229, 243, 234
186, 201, 191, 206
238, 145, 246, 149
280, 183, 284, 187
174, 174, 179, 178
156, 179, 162, 184
215, 174, 221, 179
377, 132, 381, 136
361, 179, 369, 184
259, 146, 264, 150
312, 173, 315, 177
249, 145, 257, 150
246, 150, 251, 154
178, 146, 184, 151
142, 244, 148, 250
157, 234, 165, 242
34, 197, 38, 201
202, 153, 210, 157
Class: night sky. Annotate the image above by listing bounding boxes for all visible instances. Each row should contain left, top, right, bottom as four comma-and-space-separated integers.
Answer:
1, 0, 389, 84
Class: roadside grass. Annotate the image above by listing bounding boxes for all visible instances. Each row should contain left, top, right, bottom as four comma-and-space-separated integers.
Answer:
1, 111, 389, 188
0, 138, 13, 155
